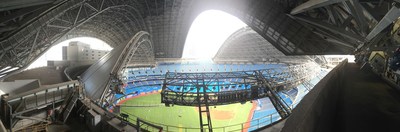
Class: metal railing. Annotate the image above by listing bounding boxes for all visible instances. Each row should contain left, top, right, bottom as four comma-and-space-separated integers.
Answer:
1, 80, 79, 131
111, 65, 326, 132
119, 103, 299, 132
5, 81, 79, 113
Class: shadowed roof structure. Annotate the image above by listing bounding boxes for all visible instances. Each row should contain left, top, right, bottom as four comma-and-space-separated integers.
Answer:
0, 0, 360, 78
0, 0, 395, 79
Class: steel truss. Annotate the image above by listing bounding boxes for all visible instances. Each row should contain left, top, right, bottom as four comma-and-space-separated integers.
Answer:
290, 0, 400, 51
213, 27, 320, 64
161, 62, 319, 117
100, 31, 154, 108
0, 0, 149, 79
1, 0, 358, 80
254, 71, 292, 118
0, 81, 79, 131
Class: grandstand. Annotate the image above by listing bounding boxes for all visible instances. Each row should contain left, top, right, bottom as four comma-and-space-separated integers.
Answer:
109, 60, 328, 131
74, 28, 327, 131
120, 62, 287, 98
2, 0, 400, 132
0, 27, 329, 132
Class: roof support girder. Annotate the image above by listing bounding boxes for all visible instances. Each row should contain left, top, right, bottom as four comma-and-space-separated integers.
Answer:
366, 5, 400, 41
293, 15, 364, 42
0, 5, 45, 24
291, 0, 347, 15
0, 0, 57, 12
344, 0, 368, 35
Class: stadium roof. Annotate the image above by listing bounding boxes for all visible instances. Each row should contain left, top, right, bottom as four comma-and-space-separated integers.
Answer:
0, 0, 395, 78
214, 26, 312, 64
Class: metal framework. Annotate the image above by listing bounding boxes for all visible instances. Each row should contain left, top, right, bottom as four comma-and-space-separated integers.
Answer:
214, 26, 325, 64
1, 0, 399, 78
161, 62, 319, 117
79, 31, 154, 104
102, 31, 154, 107
0, 0, 358, 80
254, 71, 292, 119
289, 0, 400, 51
0, 80, 79, 131
0, 0, 149, 79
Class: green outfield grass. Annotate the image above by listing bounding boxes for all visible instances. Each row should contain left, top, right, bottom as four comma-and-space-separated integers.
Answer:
120, 93, 253, 132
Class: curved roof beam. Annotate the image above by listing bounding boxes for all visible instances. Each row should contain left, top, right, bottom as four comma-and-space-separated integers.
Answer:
0, 1, 145, 69
214, 27, 316, 64
1, 0, 352, 79
81, 31, 154, 100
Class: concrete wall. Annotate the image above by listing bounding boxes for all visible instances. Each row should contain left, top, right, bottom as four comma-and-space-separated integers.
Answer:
0, 80, 40, 96
4, 66, 68, 85
281, 60, 347, 132
47, 60, 70, 67
76, 100, 137, 132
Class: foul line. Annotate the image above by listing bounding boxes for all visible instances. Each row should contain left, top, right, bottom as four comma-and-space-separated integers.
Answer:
243, 100, 257, 132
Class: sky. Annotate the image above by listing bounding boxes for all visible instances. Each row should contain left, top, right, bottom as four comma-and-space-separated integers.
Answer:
182, 10, 246, 59
27, 37, 112, 69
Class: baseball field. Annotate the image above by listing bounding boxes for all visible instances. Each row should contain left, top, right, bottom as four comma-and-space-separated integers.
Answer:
119, 92, 255, 132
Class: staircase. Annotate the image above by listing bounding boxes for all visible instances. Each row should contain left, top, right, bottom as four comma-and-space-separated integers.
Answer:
196, 78, 213, 132
62, 94, 79, 123
58, 86, 80, 123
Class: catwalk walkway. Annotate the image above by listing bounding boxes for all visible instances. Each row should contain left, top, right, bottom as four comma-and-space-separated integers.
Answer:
333, 63, 400, 132
281, 62, 400, 132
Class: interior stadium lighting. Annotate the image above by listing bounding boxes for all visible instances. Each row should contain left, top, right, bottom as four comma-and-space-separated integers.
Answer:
0, 66, 11, 73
